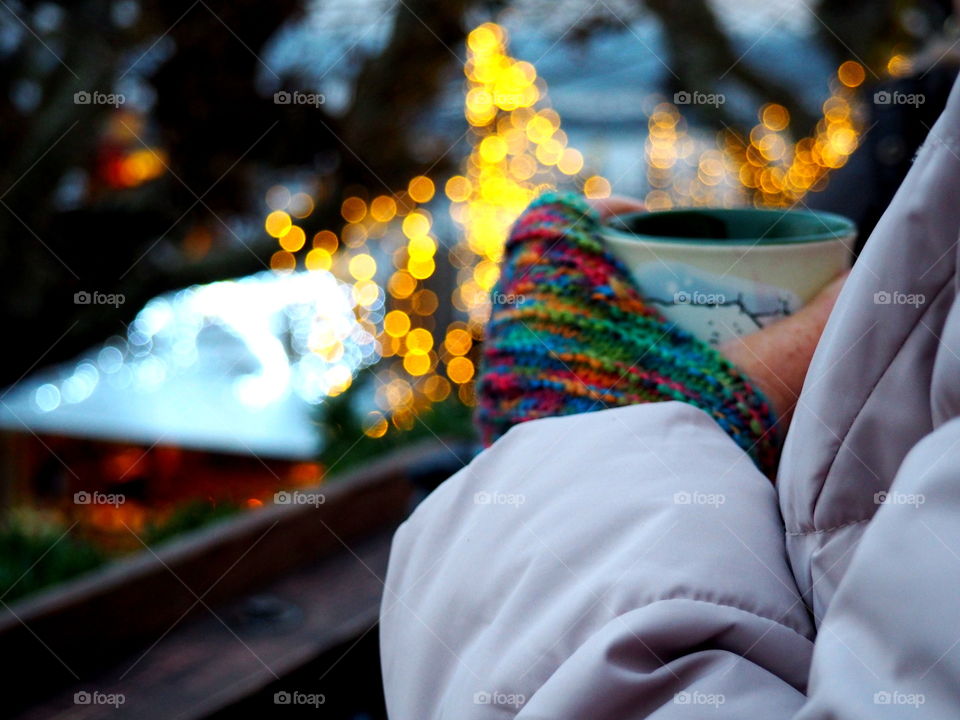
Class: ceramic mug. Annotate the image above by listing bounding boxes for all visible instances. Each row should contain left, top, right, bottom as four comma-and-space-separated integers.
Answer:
602, 207, 855, 346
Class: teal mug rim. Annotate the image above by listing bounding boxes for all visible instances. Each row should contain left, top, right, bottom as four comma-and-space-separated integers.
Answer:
604, 207, 857, 246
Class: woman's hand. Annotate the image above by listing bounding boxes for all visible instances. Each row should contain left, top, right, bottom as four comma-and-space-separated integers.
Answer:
720, 272, 846, 427
589, 195, 647, 219
589, 195, 848, 428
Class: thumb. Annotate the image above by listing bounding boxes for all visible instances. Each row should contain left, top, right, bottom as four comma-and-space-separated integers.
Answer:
587, 195, 645, 220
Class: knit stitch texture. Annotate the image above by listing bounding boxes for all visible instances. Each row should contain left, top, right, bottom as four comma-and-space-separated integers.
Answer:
474, 191, 779, 476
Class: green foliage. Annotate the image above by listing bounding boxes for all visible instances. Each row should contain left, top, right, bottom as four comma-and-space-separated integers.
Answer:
0, 520, 105, 604
0, 499, 242, 604
317, 374, 476, 477
142, 499, 242, 546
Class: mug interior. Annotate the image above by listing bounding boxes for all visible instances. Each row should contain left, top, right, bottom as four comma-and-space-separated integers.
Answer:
606, 208, 855, 245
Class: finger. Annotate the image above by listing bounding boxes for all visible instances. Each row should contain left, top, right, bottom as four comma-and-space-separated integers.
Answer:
587, 195, 645, 220
729, 268, 849, 349
797, 269, 850, 327
719, 269, 850, 424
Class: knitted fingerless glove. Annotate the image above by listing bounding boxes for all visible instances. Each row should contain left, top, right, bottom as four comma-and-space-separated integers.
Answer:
474, 191, 779, 476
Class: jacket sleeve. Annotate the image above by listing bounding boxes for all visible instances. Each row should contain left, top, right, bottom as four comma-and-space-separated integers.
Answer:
793, 415, 960, 719
380, 402, 815, 719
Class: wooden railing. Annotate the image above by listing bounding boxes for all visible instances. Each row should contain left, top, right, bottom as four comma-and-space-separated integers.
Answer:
5, 439, 469, 719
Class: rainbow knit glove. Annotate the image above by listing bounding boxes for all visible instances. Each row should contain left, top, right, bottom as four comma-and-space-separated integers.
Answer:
474, 191, 778, 476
